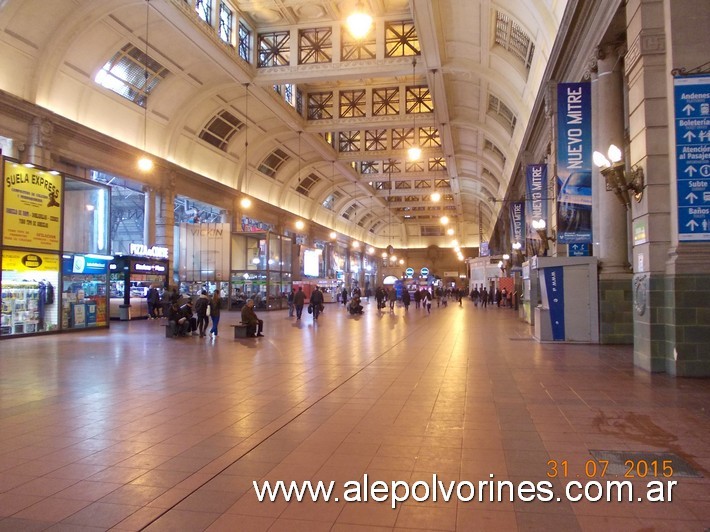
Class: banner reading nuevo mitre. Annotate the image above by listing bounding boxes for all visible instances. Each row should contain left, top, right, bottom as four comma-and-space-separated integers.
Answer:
556, 82, 592, 244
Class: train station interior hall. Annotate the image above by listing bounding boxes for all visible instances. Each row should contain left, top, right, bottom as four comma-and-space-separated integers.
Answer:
1, 0, 710, 530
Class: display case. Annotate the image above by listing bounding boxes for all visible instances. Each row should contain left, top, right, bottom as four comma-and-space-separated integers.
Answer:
1, 283, 40, 335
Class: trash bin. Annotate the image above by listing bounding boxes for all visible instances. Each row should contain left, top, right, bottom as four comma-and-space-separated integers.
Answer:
119, 304, 131, 321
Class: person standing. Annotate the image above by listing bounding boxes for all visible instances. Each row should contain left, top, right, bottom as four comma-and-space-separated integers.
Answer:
294, 286, 306, 320
287, 288, 295, 317
481, 287, 488, 308
341, 287, 348, 307
310, 286, 324, 320
146, 284, 160, 319
194, 290, 210, 337
241, 299, 264, 336
209, 290, 221, 337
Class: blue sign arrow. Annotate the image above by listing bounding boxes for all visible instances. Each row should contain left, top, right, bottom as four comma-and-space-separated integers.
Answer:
674, 75, 710, 242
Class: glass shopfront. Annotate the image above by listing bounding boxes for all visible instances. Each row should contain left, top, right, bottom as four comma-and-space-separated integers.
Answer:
61, 254, 109, 329
1, 159, 111, 337
230, 231, 292, 310
109, 255, 169, 319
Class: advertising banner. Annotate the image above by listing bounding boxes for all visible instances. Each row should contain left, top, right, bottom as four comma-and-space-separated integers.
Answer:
2, 249, 59, 271
3, 160, 63, 250
542, 266, 565, 341
525, 164, 547, 239
509, 201, 525, 245
673, 74, 710, 242
556, 82, 593, 244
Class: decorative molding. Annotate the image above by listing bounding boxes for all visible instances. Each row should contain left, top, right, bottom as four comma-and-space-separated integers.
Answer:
625, 29, 665, 76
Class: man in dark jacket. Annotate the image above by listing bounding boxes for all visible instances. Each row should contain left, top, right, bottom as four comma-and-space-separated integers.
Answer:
194, 290, 210, 337
241, 299, 264, 337
293, 287, 306, 320
309, 286, 324, 320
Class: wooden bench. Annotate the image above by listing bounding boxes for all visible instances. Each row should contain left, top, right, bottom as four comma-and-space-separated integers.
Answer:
230, 322, 255, 338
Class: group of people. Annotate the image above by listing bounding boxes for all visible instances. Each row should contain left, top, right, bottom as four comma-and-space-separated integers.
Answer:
469, 285, 514, 308
166, 290, 222, 338
286, 286, 325, 321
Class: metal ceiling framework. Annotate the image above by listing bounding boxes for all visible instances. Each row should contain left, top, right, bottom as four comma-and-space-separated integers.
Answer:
0, 0, 568, 251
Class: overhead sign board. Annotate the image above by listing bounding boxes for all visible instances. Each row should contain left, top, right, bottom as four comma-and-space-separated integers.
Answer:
674, 74, 710, 241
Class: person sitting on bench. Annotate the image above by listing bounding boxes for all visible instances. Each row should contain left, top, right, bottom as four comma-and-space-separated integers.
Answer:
241, 299, 264, 337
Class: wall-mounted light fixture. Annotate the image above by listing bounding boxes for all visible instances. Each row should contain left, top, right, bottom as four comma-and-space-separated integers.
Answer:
593, 144, 644, 209
531, 219, 555, 254
498, 253, 511, 276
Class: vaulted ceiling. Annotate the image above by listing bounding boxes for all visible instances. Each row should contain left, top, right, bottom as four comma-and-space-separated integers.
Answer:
0, 0, 569, 250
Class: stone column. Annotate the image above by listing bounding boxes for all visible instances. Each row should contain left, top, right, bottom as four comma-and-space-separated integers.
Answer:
25, 117, 53, 168
155, 172, 176, 283
143, 186, 155, 247
593, 44, 634, 344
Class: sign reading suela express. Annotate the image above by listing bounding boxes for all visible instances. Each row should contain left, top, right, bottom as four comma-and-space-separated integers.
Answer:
3, 161, 62, 250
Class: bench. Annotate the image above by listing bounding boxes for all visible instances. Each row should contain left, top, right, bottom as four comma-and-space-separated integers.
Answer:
230, 322, 255, 338
163, 324, 174, 338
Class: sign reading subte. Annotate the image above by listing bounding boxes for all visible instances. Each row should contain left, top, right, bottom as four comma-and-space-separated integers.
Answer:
674, 74, 710, 242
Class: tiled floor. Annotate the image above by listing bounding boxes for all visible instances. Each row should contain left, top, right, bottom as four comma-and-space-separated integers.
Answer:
1, 300, 709, 531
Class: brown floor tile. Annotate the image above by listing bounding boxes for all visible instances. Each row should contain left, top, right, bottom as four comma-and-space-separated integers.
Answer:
0, 306, 708, 531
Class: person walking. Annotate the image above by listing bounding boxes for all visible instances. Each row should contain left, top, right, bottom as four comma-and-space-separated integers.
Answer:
294, 286, 306, 320
401, 289, 411, 311
310, 286, 324, 320
388, 287, 397, 310
241, 299, 264, 337
481, 287, 488, 308
209, 290, 221, 337
341, 288, 348, 308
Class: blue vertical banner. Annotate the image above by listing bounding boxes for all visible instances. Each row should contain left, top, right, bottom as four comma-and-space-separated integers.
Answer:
543, 266, 565, 341
556, 82, 593, 244
673, 74, 710, 242
509, 201, 525, 245
526, 164, 547, 240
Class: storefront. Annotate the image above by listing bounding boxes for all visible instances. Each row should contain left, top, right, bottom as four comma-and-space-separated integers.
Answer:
1, 158, 111, 337
109, 254, 169, 319
230, 229, 292, 310
61, 254, 110, 329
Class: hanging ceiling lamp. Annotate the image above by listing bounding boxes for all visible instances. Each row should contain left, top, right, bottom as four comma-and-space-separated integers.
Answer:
407, 57, 421, 162
240, 82, 251, 209
329, 161, 337, 239
346, 0, 373, 39
295, 131, 306, 230
137, 0, 153, 172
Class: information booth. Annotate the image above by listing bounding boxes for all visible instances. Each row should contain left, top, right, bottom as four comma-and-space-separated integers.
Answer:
530, 256, 599, 343
109, 254, 169, 319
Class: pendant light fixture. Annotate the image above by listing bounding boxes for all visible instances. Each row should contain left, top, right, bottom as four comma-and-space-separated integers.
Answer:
386, 159, 395, 263
346, 0, 373, 39
137, 0, 153, 172
407, 57, 421, 162
295, 131, 305, 230
240, 82, 252, 209
329, 161, 337, 240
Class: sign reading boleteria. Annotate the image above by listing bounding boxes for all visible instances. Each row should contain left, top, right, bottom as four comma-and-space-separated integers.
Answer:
674, 74, 710, 242
3, 160, 63, 250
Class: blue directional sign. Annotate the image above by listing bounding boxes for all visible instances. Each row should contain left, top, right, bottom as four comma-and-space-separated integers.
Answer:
568, 243, 590, 257
674, 75, 710, 241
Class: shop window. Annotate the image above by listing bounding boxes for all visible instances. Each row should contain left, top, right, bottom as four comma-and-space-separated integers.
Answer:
63, 177, 110, 255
